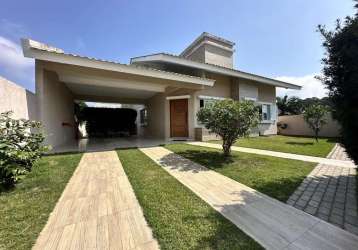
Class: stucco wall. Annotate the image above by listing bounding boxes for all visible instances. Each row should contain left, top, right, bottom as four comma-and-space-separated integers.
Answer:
0, 76, 37, 120
185, 46, 205, 63
278, 113, 341, 137
204, 44, 233, 68
36, 63, 75, 148
146, 93, 166, 138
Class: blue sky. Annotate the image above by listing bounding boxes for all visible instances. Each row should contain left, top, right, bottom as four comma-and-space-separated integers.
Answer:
0, 0, 355, 97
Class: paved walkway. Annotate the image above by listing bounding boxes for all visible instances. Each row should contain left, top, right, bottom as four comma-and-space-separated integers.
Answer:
34, 151, 158, 250
188, 142, 356, 168
140, 146, 358, 250
287, 144, 358, 235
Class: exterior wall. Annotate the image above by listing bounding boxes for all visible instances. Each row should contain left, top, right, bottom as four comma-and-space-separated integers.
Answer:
258, 84, 277, 135
192, 77, 278, 140
185, 46, 205, 63
278, 113, 341, 138
145, 93, 166, 138
0, 76, 37, 120
193, 73, 232, 128
36, 62, 75, 148
204, 44, 233, 68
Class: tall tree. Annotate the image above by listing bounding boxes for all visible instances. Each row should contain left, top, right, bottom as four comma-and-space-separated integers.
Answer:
276, 95, 289, 115
318, 1, 358, 163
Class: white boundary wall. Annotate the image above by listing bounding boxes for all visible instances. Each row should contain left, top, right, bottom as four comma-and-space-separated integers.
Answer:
278, 113, 341, 137
0, 76, 37, 120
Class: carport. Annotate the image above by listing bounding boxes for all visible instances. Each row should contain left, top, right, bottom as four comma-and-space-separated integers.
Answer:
22, 39, 214, 150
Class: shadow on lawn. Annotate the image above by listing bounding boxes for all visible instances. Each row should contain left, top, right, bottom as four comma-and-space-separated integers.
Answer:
285, 142, 314, 146
159, 150, 308, 202
162, 149, 234, 169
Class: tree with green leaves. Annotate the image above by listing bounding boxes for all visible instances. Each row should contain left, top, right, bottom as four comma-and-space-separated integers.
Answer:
318, 1, 358, 163
197, 99, 260, 156
276, 95, 304, 115
303, 104, 328, 142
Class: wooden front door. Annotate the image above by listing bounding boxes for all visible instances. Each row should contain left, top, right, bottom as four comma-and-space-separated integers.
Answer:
170, 99, 188, 137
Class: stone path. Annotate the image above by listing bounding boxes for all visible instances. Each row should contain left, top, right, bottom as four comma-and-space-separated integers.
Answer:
188, 142, 356, 168
287, 144, 358, 235
140, 146, 358, 250
34, 151, 158, 250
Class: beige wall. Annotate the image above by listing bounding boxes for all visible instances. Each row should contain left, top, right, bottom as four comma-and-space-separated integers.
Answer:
278, 113, 341, 137
0, 76, 37, 120
146, 93, 166, 138
36, 62, 75, 148
191, 76, 278, 138
204, 44, 233, 68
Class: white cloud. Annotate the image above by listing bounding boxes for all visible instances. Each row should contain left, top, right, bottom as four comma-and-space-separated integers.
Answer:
0, 36, 34, 90
0, 36, 32, 68
276, 74, 328, 99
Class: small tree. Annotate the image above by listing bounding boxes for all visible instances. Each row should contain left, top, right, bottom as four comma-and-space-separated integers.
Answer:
303, 104, 328, 142
0, 111, 47, 188
197, 99, 260, 156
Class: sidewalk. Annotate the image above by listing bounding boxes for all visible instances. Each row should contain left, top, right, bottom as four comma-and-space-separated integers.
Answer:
188, 141, 356, 168
33, 151, 158, 250
141, 146, 358, 250
287, 144, 358, 235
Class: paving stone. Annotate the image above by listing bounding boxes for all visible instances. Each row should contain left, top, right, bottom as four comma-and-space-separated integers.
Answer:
296, 199, 308, 207
330, 214, 344, 226
304, 205, 318, 215
345, 223, 358, 235
308, 200, 319, 208
287, 199, 295, 206
294, 203, 304, 210
318, 206, 330, 215
285, 144, 358, 236
301, 194, 312, 201
332, 207, 344, 216
321, 201, 332, 209
345, 208, 358, 217
345, 215, 358, 226
317, 213, 329, 221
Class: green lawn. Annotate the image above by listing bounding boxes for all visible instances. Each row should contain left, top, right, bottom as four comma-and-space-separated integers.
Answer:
165, 144, 315, 202
211, 135, 337, 157
118, 149, 262, 250
0, 153, 82, 250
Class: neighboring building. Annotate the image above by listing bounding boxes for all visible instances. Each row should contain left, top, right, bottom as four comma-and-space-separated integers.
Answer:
21, 32, 300, 148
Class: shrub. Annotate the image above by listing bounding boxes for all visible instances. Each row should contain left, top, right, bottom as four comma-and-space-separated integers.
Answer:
0, 111, 47, 188
197, 99, 260, 156
303, 104, 328, 142
318, 3, 358, 164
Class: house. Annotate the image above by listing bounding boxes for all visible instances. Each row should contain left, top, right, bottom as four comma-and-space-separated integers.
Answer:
21, 32, 300, 149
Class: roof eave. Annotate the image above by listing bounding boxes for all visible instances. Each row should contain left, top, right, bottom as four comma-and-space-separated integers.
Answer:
21, 39, 215, 87
131, 54, 302, 90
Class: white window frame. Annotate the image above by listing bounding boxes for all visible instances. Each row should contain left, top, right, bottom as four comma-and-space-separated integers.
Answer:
196, 95, 226, 127
258, 101, 276, 123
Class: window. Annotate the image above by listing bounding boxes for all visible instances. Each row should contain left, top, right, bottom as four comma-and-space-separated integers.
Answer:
199, 99, 215, 108
261, 104, 271, 120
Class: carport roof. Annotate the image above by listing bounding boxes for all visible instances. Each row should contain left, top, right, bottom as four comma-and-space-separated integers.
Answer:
21, 39, 215, 87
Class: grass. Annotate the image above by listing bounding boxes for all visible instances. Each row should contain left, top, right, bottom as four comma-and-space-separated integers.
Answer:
0, 153, 82, 250
210, 135, 337, 157
165, 144, 316, 202
117, 148, 262, 250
